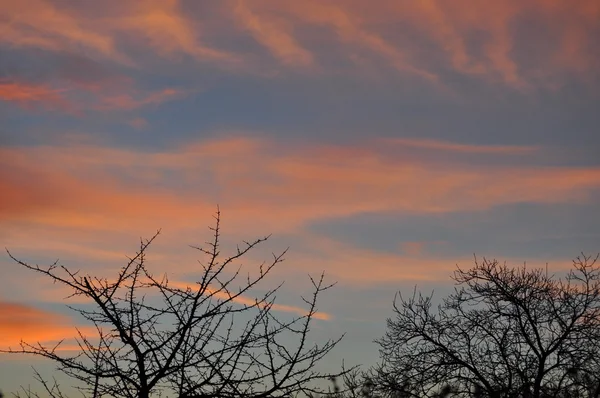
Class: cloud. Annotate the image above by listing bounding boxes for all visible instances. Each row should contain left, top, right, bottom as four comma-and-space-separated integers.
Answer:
272, 1, 438, 81
128, 117, 149, 130
1, 136, 599, 235
0, 301, 88, 349
2, 0, 597, 89
400, 241, 425, 256
0, 81, 73, 111
0, 77, 186, 114
0, 0, 128, 64
112, 1, 238, 64
225, 0, 599, 88
168, 280, 330, 320
94, 88, 187, 111
234, 0, 314, 67
0, 144, 214, 230
428, 1, 524, 88
0, 270, 331, 322
280, 234, 465, 284
383, 138, 539, 154
0, 0, 233, 67
1, 136, 596, 292
278, 230, 583, 285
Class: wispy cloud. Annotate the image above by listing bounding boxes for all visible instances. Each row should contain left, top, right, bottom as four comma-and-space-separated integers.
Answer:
94, 88, 187, 111
1, 0, 597, 89
0, 301, 91, 349
0, 0, 128, 64
112, 1, 238, 64
0, 78, 186, 114
0, 0, 233, 67
234, 0, 314, 68
1, 136, 598, 235
1, 0, 598, 393
224, 0, 599, 88
383, 138, 539, 154
127, 117, 150, 130
280, 1, 438, 81
168, 280, 330, 320
0, 81, 73, 111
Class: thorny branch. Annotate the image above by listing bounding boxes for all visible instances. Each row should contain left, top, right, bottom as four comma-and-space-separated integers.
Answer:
3, 209, 346, 398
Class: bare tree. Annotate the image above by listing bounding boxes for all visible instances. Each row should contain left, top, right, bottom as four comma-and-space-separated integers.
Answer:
3, 209, 344, 398
372, 254, 600, 398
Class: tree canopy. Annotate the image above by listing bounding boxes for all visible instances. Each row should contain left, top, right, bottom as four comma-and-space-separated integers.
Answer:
371, 255, 600, 398
4, 210, 343, 398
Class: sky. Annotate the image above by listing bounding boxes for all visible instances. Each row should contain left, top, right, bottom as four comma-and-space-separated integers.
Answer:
0, 0, 599, 394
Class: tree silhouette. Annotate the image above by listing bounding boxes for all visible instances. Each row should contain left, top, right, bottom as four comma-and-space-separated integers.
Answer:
3, 209, 344, 398
372, 255, 600, 398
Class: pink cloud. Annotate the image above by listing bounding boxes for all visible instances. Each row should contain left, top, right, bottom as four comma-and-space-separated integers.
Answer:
229, 0, 599, 88
400, 242, 426, 257
95, 88, 187, 111
2, 0, 596, 88
0, 0, 129, 64
128, 117, 150, 129
234, 0, 314, 67
0, 78, 186, 114
1, 137, 594, 294
1, 136, 598, 236
112, 1, 238, 64
0, 81, 73, 111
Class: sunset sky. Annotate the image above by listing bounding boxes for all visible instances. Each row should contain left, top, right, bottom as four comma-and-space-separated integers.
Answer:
1, 0, 599, 393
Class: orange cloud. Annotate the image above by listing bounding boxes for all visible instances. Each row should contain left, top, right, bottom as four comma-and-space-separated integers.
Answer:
428, 1, 524, 88
168, 281, 330, 320
1, 136, 599, 238
4, 272, 331, 321
282, 232, 580, 286
1, 0, 596, 88
0, 301, 87, 349
95, 88, 187, 111
0, 0, 232, 66
1, 136, 595, 292
235, 0, 598, 88
234, 0, 314, 67
286, 237, 452, 284
535, 0, 599, 76
113, 0, 237, 64
0, 0, 128, 64
0, 144, 215, 231
276, 1, 438, 81
0, 78, 185, 114
128, 117, 150, 129
0, 81, 72, 111
400, 241, 426, 257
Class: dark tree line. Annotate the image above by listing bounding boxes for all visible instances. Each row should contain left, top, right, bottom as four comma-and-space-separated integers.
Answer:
3, 210, 345, 398
367, 254, 600, 398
